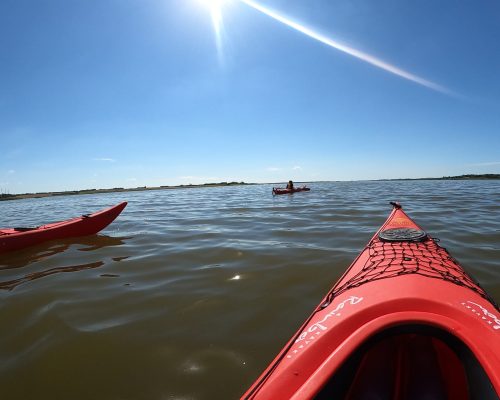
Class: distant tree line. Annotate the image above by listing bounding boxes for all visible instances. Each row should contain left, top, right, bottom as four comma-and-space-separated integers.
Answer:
441, 174, 500, 180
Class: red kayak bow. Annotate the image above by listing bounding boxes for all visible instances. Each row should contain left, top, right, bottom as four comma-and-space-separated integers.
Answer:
0, 202, 127, 253
242, 202, 500, 400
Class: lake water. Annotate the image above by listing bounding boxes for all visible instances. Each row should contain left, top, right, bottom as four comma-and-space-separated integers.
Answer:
1, 180, 499, 400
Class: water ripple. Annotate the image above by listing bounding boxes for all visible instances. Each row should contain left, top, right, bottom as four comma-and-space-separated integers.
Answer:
0, 181, 499, 399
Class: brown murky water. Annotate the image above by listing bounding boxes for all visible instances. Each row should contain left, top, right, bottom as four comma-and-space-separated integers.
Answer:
1, 181, 499, 399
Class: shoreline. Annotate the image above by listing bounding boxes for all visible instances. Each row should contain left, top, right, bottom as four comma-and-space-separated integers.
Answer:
376, 174, 500, 182
0, 182, 254, 202
1, 174, 499, 202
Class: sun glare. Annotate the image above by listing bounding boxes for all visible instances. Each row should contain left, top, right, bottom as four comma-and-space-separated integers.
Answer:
198, 0, 227, 8
196, 0, 451, 95
236, 0, 452, 95
197, 0, 228, 65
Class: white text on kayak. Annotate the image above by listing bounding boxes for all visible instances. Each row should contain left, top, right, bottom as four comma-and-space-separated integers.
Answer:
295, 296, 364, 343
465, 301, 500, 330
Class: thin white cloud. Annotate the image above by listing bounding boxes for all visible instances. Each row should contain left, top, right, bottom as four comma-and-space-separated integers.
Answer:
93, 158, 116, 162
179, 176, 221, 182
292, 166, 302, 170
468, 161, 500, 167
267, 167, 281, 172
7, 170, 15, 174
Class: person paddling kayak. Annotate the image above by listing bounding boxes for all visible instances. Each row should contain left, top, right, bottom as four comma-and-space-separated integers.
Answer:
273, 181, 310, 195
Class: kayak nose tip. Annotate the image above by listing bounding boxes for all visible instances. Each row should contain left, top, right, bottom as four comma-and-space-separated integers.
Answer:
390, 201, 402, 209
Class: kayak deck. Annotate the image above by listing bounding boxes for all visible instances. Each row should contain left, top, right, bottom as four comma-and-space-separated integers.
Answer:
326, 230, 492, 304
242, 203, 500, 399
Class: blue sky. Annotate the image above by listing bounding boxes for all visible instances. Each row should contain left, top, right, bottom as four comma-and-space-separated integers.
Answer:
1, 0, 499, 193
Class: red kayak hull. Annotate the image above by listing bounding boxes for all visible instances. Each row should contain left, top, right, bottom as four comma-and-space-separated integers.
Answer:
0, 202, 127, 253
242, 203, 500, 399
273, 186, 310, 195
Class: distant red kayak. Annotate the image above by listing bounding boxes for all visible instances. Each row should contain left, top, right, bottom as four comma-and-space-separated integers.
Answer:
0, 202, 127, 253
242, 202, 500, 399
272, 186, 310, 195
